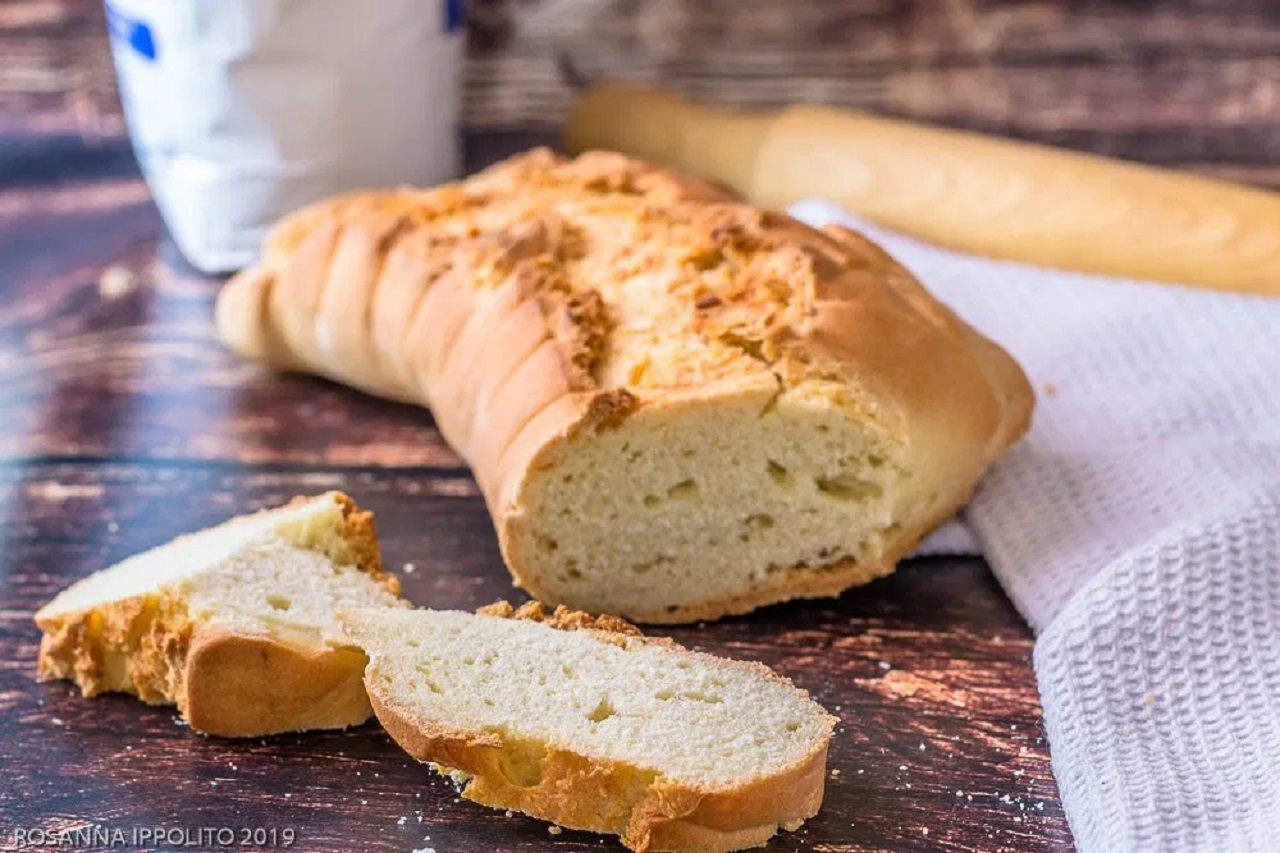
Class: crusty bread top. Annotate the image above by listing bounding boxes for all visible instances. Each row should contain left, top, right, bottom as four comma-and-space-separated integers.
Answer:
224, 146, 1030, 467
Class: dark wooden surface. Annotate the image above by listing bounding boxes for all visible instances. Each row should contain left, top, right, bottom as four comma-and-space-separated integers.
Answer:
5, 0, 1277, 850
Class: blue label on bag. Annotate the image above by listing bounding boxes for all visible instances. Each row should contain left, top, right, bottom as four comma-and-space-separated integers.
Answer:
105, 2, 157, 61
445, 0, 465, 34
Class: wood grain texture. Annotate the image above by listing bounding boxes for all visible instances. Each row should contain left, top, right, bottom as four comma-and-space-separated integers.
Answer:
0, 467, 1066, 852
6, 0, 1270, 849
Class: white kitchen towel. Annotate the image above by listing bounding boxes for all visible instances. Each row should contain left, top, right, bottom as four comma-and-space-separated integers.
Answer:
791, 200, 1280, 853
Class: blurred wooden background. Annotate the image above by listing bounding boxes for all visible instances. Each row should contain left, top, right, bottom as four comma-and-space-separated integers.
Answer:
3, 0, 1280, 186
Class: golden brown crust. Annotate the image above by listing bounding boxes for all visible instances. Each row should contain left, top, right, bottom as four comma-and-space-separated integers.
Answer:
217, 149, 1034, 624
360, 604, 835, 852
37, 593, 192, 704
182, 627, 373, 737
35, 492, 398, 737
315, 491, 400, 596
476, 599, 645, 638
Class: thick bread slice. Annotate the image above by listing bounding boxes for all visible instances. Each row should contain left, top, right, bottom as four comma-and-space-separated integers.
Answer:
340, 601, 837, 853
35, 492, 406, 737
218, 149, 1034, 623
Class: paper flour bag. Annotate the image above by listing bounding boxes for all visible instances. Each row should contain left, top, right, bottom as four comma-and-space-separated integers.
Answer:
105, 0, 465, 273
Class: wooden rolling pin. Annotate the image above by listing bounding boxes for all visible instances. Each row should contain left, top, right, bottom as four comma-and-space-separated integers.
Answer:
565, 83, 1280, 296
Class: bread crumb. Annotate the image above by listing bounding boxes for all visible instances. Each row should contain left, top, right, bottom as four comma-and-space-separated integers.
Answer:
107, 521, 119, 533
98, 266, 137, 299
898, 765, 907, 771
1042, 381, 1058, 397
1144, 692, 1157, 706
548, 826, 563, 836
922, 828, 929, 836
51, 717, 64, 725
830, 769, 840, 777
397, 817, 407, 826
504, 810, 514, 818
878, 661, 891, 671
404, 563, 416, 574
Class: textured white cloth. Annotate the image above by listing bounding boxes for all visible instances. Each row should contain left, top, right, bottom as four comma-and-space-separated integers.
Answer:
791, 200, 1280, 853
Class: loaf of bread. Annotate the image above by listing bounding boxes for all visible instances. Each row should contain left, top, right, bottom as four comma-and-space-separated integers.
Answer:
35, 493, 406, 737
217, 149, 1033, 623
340, 601, 836, 852
566, 83, 1280, 297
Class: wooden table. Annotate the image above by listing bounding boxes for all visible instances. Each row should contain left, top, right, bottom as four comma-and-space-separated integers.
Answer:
3, 1, 1276, 850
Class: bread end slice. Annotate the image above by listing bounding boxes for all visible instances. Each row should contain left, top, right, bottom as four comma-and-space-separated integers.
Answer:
35, 492, 404, 737
341, 601, 836, 852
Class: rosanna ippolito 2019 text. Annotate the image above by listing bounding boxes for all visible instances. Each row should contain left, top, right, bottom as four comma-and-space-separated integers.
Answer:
8, 825, 298, 848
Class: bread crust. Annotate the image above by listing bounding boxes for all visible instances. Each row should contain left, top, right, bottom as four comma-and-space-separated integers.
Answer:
359, 603, 834, 852
217, 150, 1033, 623
35, 492, 398, 737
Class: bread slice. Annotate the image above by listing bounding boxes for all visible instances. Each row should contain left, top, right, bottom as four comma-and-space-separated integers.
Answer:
340, 601, 837, 852
217, 149, 1034, 623
35, 492, 406, 737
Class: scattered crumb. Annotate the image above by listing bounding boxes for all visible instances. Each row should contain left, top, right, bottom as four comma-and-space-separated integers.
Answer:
397, 817, 407, 826
403, 563, 416, 574
548, 826, 563, 836
922, 828, 929, 836
878, 661, 891, 671
283, 793, 291, 799
504, 811, 514, 818
830, 769, 841, 778
898, 765, 907, 771
410, 848, 435, 853
107, 521, 119, 533
918, 742, 926, 751
51, 717, 64, 725
1144, 692, 1157, 706
1042, 381, 1058, 397
361, 799, 368, 805
857, 769, 864, 775
210, 781, 219, 787
1014, 817, 1023, 823
98, 266, 138, 299
1011, 725, 1018, 731
956, 790, 964, 797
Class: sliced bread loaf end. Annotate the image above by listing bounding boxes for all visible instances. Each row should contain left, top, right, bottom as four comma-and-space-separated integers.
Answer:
35, 492, 406, 737
341, 601, 836, 853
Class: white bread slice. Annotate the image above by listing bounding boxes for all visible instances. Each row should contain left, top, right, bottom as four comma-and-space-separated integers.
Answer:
340, 601, 836, 852
36, 492, 406, 737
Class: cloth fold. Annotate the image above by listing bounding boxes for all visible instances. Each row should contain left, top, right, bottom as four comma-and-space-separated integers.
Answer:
790, 200, 1280, 853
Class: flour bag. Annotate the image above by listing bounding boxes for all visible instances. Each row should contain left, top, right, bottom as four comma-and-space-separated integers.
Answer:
105, 0, 464, 272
